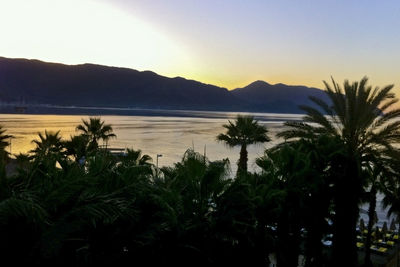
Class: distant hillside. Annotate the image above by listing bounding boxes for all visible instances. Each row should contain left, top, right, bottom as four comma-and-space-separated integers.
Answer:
0, 57, 242, 111
0, 57, 329, 113
232, 80, 330, 113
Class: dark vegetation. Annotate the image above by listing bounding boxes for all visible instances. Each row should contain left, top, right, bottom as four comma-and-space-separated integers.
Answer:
0, 57, 328, 113
0, 77, 400, 266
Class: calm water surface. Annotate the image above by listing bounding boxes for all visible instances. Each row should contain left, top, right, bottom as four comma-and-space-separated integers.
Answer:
0, 110, 302, 173
0, 110, 391, 224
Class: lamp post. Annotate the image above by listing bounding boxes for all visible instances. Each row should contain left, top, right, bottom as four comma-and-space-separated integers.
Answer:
156, 154, 162, 178
156, 154, 162, 169
8, 136, 15, 157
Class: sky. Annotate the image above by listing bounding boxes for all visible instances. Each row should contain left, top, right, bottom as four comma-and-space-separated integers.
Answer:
0, 0, 399, 92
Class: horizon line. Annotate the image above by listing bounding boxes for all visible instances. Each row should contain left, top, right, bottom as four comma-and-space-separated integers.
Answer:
0, 55, 324, 91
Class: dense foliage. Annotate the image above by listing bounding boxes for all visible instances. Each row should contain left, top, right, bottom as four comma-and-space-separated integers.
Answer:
0, 77, 400, 267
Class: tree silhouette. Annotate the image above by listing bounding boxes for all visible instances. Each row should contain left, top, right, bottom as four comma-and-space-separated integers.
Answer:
217, 115, 269, 174
64, 135, 89, 163
76, 117, 116, 152
278, 76, 400, 265
30, 130, 65, 163
0, 126, 13, 160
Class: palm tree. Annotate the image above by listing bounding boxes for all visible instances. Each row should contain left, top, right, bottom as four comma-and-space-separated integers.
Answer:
116, 148, 153, 176
0, 126, 13, 160
0, 187, 49, 265
158, 149, 231, 265
122, 148, 152, 166
63, 135, 89, 163
76, 117, 116, 151
356, 156, 384, 266
30, 130, 67, 173
383, 174, 400, 233
217, 115, 270, 174
256, 143, 310, 266
31, 130, 64, 159
256, 136, 340, 267
278, 76, 400, 265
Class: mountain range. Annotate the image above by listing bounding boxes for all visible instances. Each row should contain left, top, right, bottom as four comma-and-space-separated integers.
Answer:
0, 57, 329, 114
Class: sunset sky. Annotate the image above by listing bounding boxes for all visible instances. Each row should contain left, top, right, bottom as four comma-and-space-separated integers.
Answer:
1, 0, 399, 91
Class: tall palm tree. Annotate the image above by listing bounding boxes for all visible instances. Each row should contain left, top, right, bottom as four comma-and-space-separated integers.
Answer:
217, 115, 270, 174
76, 117, 116, 151
360, 155, 394, 267
381, 153, 400, 236
257, 143, 311, 266
278, 76, 400, 265
382, 173, 400, 232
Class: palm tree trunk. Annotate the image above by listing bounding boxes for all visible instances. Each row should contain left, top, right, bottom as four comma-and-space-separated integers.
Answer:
255, 219, 270, 266
364, 186, 377, 267
277, 195, 301, 267
277, 209, 290, 267
332, 159, 360, 266
0, 152, 7, 192
304, 208, 324, 267
237, 144, 248, 175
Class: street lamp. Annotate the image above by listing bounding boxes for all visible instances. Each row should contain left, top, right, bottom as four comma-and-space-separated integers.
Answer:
156, 154, 163, 169
8, 136, 15, 157
156, 154, 163, 178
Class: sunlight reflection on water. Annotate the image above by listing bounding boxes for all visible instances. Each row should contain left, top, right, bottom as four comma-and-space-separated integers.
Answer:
0, 110, 393, 224
0, 111, 299, 174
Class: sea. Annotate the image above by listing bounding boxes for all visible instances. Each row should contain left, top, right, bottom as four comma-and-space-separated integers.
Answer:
0, 109, 394, 226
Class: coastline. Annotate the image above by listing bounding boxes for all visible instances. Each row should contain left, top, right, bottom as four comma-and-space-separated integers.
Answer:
0, 104, 304, 122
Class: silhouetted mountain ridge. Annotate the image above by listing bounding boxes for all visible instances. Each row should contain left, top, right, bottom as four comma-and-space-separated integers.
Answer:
232, 80, 330, 112
0, 57, 329, 113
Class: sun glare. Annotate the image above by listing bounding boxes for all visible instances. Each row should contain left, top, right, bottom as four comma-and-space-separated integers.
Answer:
0, 0, 191, 72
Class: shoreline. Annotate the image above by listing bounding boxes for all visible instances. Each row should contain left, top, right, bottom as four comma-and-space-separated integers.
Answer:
0, 105, 304, 122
